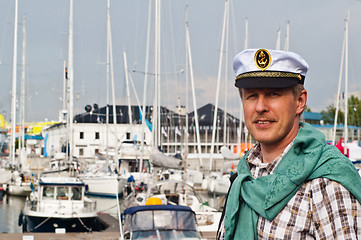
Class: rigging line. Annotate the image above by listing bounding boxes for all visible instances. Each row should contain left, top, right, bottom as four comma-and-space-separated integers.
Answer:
229, 0, 239, 52
128, 70, 141, 108
75, 213, 92, 232
31, 208, 59, 231
131, 69, 183, 76
162, 1, 179, 112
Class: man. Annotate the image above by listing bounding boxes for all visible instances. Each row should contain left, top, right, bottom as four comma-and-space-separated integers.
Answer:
219, 49, 361, 239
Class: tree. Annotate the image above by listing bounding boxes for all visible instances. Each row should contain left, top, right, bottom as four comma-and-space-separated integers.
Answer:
321, 95, 361, 127
347, 95, 361, 127
321, 104, 344, 125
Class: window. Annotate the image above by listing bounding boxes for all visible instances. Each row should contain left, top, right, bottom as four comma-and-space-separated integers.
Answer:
126, 132, 131, 140
79, 148, 84, 156
95, 132, 100, 139
80, 132, 84, 139
43, 187, 55, 200
57, 186, 69, 200
95, 149, 99, 154
71, 187, 82, 200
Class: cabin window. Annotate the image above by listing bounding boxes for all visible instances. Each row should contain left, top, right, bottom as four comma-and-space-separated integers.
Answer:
126, 132, 131, 140
79, 148, 84, 156
71, 187, 82, 200
95, 132, 100, 139
57, 186, 69, 200
42, 186, 55, 199
95, 149, 99, 154
80, 132, 84, 139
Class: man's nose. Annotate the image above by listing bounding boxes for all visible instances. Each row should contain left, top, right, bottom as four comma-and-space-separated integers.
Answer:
255, 96, 268, 113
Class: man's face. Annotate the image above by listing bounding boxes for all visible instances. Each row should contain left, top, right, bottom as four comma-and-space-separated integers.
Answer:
241, 87, 306, 147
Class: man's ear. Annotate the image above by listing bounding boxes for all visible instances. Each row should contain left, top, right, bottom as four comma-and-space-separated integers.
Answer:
296, 89, 307, 115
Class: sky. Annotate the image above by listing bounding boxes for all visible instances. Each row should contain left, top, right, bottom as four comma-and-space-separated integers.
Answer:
0, 0, 361, 123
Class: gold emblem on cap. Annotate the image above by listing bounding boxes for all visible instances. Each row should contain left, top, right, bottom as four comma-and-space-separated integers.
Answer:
255, 49, 271, 70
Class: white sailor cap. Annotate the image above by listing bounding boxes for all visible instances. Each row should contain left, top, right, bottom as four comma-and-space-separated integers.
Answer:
233, 48, 309, 88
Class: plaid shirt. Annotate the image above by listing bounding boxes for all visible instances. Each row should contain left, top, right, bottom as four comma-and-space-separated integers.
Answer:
219, 143, 361, 239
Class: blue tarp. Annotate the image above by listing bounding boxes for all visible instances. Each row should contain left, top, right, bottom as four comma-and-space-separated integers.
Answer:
124, 205, 194, 215
24, 135, 44, 140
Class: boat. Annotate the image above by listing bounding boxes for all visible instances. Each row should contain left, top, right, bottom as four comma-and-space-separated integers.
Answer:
0, 164, 13, 185
123, 204, 201, 239
80, 171, 127, 198
124, 180, 222, 235
19, 176, 106, 233
5, 170, 34, 196
202, 160, 238, 196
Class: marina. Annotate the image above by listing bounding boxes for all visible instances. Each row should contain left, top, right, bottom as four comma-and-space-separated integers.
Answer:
0, 0, 361, 239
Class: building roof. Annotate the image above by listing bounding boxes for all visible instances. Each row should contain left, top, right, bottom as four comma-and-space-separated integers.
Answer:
72, 103, 240, 128
187, 103, 240, 127
302, 111, 322, 121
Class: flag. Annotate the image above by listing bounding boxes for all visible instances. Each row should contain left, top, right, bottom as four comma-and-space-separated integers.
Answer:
184, 128, 189, 138
43, 133, 49, 157
138, 107, 153, 132
30, 176, 35, 192
176, 127, 182, 136
161, 127, 168, 137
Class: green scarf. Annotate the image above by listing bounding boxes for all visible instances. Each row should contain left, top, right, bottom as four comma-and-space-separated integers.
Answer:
224, 122, 361, 240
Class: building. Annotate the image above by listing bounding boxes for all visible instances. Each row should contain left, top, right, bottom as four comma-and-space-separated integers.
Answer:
42, 105, 153, 160
301, 111, 361, 143
42, 103, 244, 171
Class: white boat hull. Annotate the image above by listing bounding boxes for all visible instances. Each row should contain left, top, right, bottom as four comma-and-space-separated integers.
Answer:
7, 182, 32, 196
0, 168, 12, 184
81, 175, 127, 198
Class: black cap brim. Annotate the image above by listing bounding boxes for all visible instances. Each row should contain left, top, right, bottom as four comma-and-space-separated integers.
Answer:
235, 77, 301, 89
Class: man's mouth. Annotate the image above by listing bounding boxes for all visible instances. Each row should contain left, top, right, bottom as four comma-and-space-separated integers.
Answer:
254, 119, 274, 124
256, 120, 270, 124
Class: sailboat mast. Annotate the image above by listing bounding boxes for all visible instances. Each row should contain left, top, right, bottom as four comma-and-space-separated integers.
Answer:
332, 26, 346, 145
20, 16, 26, 150
123, 52, 132, 124
223, 0, 230, 145
276, 27, 281, 50
283, 21, 290, 51
344, 14, 349, 155
105, 0, 111, 159
185, 7, 202, 167
237, 18, 247, 154
10, 0, 19, 166
67, 0, 74, 163
185, 7, 189, 166
107, 0, 117, 127
62, 60, 67, 122
210, 0, 229, 170
157, 0, 162, 148
153, 0, 161, 148
140, 0, 152, 174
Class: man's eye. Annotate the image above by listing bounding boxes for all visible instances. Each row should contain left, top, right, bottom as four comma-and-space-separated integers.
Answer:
246, 94, 256, 99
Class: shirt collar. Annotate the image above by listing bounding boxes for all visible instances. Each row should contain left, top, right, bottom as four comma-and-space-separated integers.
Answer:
246, 141, 294, 174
